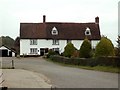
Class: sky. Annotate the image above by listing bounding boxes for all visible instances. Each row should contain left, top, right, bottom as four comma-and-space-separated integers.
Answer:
0, 0, 119, 47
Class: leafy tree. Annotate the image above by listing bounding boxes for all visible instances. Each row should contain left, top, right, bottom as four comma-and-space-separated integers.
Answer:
95, 37, 115, 57
0, 36, 15, 48
14, 37, 20, 54
63, 42, 76, 58
79, 38, 92, 58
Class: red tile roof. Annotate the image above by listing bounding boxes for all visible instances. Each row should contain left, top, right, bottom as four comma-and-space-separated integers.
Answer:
20, 22, 101, 40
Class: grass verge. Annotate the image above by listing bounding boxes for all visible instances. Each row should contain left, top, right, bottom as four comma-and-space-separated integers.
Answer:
46, 58, 120, 73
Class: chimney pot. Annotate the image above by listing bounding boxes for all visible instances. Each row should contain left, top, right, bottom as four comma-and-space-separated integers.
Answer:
43, 15, 46, 23
95, 16, 99, 24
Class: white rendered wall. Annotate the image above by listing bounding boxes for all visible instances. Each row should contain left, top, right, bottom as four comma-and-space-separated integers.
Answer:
72, 40, 83, 50
12, 52, 15, 57
91, 40, 100, 49
20, 39, 100, 55
20, 39, 31, 55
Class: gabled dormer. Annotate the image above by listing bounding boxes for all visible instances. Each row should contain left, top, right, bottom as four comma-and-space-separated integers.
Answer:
51, 27, 58, 35
85, 27, 91, 36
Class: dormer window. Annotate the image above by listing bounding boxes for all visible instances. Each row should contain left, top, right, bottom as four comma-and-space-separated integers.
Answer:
85, 27, 91, 35
51, 27, 58, 35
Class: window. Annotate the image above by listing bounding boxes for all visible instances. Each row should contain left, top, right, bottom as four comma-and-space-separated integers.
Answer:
53, 40, 59, 45
51, 27, 58, 35
53, 48, 59, 54
85, 27, 91, 35
30, 39, 37, 45
30, 48, 38, 54
67, 40, 71, 44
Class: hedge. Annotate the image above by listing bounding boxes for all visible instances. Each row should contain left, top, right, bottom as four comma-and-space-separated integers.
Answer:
50, 55, 120, 67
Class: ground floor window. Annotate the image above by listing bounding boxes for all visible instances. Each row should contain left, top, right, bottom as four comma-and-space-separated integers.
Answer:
30, 48, 38, 54
53, 48, 59, 54
40, 48, 48, 56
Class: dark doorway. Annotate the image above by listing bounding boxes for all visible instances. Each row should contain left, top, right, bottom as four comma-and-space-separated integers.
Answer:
9, 51, 12, 57
0, 49, 8, 57
40, 48, 45, 56
45, 48, 48, 53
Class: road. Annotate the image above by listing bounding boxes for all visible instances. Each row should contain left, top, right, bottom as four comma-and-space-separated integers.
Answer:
2, 57, 118, 88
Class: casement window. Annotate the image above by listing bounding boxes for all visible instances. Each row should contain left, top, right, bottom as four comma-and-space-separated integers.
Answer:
51, 27, 58, 35
67, 40, 71, 44
85, 27, 91, 36
53, 48, 59, 54
53, 39, 59, 45
30, 48, 38, 54
30, 39, 37, 45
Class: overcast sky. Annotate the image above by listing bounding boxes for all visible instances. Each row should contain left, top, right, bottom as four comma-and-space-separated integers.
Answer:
0, 0, 119, 47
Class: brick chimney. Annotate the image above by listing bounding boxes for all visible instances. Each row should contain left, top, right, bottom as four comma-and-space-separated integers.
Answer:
43, 15, 46, 23
95, 16, 99, 24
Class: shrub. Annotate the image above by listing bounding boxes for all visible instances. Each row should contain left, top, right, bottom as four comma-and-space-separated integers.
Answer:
47, 49, 58, 58
79, 38, 92, 58
63, 42, 76, 58
50, 55, 120, 67
95, 37, 115, 57
71, 50, 79, 58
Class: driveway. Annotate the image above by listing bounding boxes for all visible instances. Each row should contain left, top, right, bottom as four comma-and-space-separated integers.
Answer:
2, 57, 119, 88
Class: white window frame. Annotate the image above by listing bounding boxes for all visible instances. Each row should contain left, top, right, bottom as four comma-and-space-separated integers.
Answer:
30, 48, 38, 54
53, 39, 59, 45
30, 39, 37, 45
53, 48, 59, 52
85, 27, 91, 35
51, 27, 58, 35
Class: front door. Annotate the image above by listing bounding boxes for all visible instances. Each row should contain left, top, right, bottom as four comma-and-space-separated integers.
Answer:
40, 48, 45, 56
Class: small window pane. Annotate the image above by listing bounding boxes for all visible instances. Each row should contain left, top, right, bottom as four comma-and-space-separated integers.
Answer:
53, 40, 59, 45
30, 48, 38, 54
30, 39, 37, 45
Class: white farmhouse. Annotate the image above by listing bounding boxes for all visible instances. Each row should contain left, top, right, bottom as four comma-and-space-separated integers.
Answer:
20, 15, 101, 56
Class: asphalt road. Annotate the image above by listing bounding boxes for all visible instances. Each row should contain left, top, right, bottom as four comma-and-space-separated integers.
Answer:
2, 57, 119, 88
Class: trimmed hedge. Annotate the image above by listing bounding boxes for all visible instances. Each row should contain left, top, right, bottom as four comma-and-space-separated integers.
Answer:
50, 55, 120, 67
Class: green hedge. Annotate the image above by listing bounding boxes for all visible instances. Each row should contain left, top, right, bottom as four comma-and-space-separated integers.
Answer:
50, 55, 120, 67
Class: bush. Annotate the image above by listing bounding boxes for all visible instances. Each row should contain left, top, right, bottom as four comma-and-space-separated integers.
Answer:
95, 37, 115, 57
47, 49, 58, 58
50, 55, 120, 67
63, 42, 76, 58
71, 50, 79, 58
79, 38, 92, 58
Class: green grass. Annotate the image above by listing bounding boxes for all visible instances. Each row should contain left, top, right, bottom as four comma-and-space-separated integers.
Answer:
46, 58, 120, 73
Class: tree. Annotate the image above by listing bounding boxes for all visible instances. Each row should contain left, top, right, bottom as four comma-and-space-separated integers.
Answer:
63, 42, 76, 58
14, 37, 20, 54
79, 38, 92, 58
0, 36, 15, 48
95, 37, 115, 57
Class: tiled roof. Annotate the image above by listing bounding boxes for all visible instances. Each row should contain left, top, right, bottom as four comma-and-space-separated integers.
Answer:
20, 22, 101, 40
